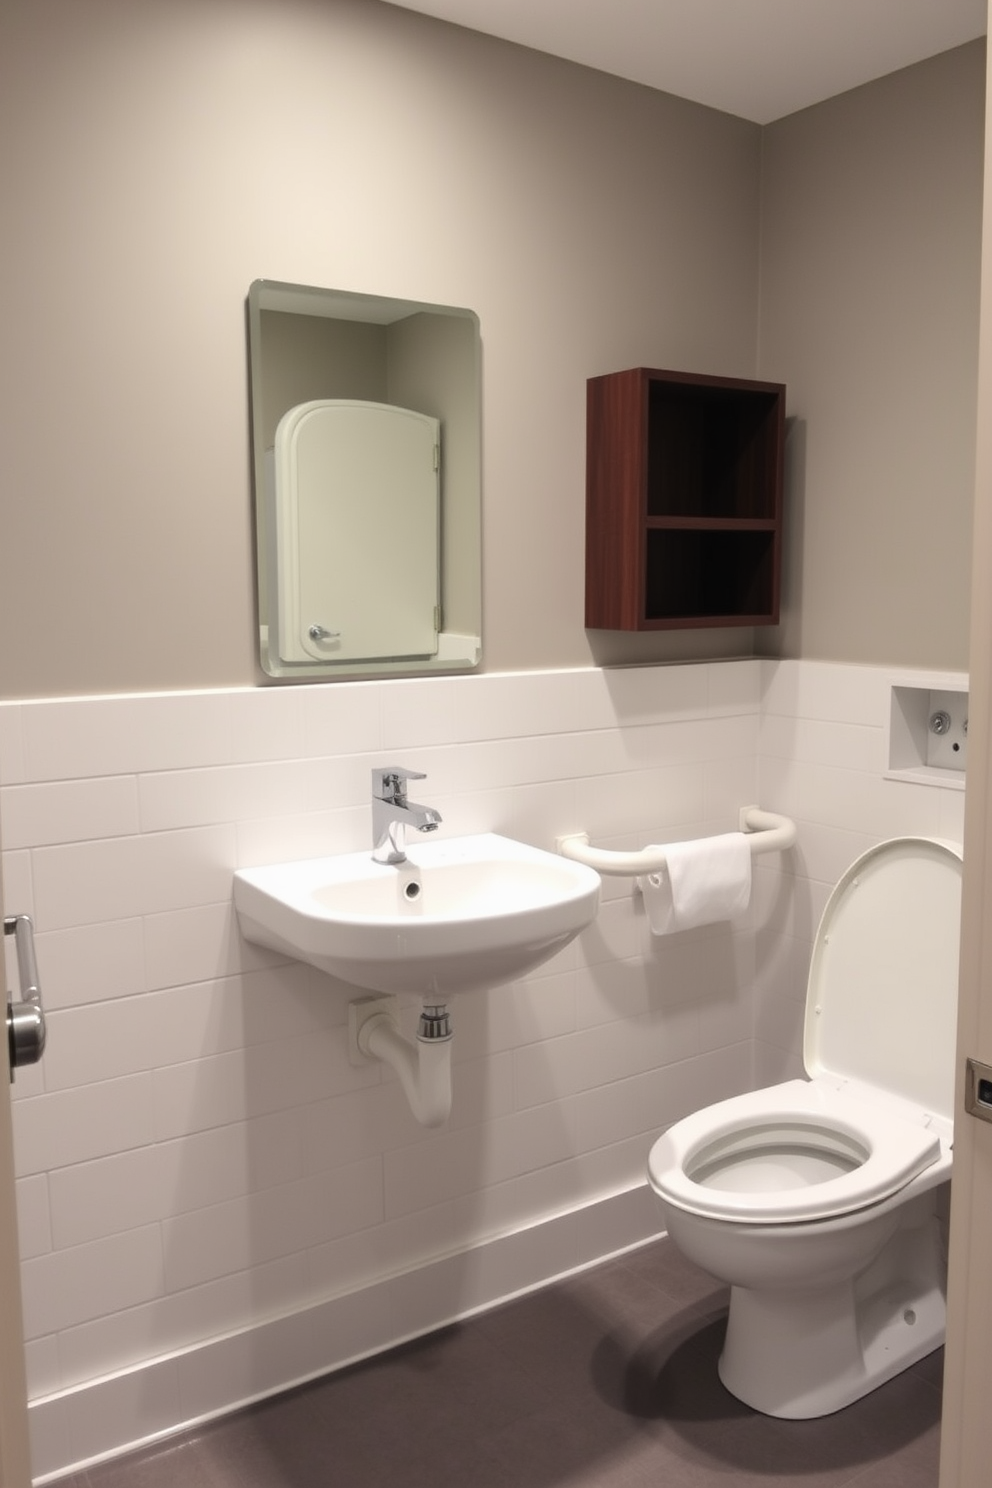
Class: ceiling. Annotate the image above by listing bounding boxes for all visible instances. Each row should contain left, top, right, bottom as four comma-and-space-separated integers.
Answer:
384, 0, 987, 123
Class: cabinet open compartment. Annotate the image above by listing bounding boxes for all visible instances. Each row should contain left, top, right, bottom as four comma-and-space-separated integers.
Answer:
586, 367, 786, 630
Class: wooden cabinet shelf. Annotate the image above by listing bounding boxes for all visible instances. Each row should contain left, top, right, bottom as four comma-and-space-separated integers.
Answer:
585, 367, 785, 630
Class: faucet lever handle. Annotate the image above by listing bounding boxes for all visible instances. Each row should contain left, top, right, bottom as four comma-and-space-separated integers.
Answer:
372, 765, 427, 803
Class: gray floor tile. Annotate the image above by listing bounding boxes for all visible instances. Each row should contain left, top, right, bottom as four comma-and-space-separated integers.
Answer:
81, 1238, 940, 1488
79, 1435, 223, 1488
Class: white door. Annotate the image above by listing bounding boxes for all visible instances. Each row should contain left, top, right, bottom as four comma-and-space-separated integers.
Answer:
941, 775, 992, 1482
938, 35, 992, 1486
274, 400, 441, 665
0, 919, 33, 1485
939, 547, 992, 1482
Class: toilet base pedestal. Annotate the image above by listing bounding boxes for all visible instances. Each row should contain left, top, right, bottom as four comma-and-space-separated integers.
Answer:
718, 1214, 947, 1418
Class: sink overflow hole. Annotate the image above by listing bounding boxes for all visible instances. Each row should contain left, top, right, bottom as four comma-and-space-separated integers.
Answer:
403, 881, 422, 901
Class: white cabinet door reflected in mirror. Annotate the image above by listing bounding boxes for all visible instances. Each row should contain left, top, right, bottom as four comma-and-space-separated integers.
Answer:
274, 400, 440, 665
247, 279, 482, 681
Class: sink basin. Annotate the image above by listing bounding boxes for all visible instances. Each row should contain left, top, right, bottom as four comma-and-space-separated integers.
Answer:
233, 832, 601, 996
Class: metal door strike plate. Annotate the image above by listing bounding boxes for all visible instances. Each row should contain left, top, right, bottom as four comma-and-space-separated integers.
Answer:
965, 1057, 992, 1123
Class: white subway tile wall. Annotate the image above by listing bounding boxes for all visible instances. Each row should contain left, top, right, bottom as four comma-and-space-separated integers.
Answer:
0, 658, 966, 1479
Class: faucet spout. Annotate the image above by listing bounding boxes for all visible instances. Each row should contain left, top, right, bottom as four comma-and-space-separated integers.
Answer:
410, 804, 443, 832
371, 766, 443, 864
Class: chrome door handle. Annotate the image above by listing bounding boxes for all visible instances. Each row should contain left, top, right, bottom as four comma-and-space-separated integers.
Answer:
5, 914, 46, 1079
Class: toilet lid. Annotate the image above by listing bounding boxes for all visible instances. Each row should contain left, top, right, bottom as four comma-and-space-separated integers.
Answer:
804, 837, 962, 1122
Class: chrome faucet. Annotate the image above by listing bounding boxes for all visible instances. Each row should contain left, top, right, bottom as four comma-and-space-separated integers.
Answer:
371, 766, 442, 864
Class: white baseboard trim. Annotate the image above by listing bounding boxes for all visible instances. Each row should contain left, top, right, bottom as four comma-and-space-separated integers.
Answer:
31, 1183, 665, 1484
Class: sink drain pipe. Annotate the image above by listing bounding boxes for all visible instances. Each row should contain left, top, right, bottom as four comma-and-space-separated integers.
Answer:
353, 998, 453, 1126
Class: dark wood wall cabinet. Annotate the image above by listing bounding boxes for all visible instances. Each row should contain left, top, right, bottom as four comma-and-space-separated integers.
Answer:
585, 367, 786, 630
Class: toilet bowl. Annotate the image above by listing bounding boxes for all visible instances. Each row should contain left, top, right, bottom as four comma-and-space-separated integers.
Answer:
647, 836, 961, 1419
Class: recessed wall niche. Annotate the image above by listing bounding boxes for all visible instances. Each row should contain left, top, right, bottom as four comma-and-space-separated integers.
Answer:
887, 675, 969, 788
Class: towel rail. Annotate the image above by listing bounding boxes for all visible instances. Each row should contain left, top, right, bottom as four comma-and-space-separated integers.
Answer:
556, 806, 796, 878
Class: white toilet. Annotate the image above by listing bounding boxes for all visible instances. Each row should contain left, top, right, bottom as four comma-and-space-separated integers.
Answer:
647, 835, 961, 1419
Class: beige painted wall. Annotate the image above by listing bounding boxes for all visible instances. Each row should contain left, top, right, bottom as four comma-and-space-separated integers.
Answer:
387, 313, 481, 639
0, 2, 983, 698
758, 41, 985, 670
0, 0, 762, 699
257, 315, 389, 443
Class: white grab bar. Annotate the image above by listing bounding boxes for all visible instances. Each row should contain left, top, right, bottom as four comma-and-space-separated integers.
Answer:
556, 806, 796, 877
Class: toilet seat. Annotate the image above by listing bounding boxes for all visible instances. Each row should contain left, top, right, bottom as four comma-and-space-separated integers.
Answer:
648, 837, 962, 1228
648, 1078, 942, 1223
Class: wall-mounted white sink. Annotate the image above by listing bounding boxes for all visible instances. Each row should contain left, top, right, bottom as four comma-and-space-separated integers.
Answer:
233, 832, 601, 996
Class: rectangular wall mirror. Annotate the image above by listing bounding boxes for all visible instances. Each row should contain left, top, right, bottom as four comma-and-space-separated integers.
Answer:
247, 279, 482, 679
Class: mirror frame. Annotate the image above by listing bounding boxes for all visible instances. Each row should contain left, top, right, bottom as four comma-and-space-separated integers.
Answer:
247, 279, 482, 680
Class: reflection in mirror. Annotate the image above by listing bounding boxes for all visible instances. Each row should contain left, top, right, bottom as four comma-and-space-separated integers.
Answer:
247, 280, 482, 679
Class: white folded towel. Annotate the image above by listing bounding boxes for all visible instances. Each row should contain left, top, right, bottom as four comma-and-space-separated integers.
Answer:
640, 831, 752, 935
